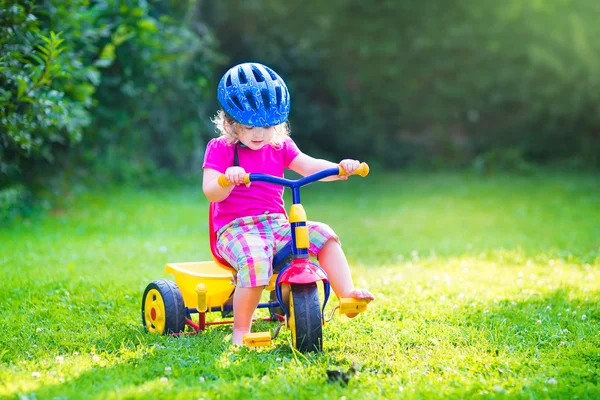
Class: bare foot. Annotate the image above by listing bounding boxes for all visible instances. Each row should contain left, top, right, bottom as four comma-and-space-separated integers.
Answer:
232, 328, 249, 345
348, 288, 375, 301
344, 288, 375, 318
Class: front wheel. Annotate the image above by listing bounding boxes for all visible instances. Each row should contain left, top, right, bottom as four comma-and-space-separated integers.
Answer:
288, 283, 323, 352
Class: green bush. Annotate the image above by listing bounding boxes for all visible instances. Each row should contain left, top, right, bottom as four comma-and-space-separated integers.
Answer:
1, 0, 222, 190
79, 1, 223, 183
0, 0, 94, 185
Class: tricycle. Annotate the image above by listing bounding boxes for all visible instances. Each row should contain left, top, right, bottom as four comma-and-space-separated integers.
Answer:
141, 163, 371, 352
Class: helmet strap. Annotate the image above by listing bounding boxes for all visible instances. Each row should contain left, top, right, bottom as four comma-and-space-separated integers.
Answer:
233, 142, 248, 167
233, 143, 240, 167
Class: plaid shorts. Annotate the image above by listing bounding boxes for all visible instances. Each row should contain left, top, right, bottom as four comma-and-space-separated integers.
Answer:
216, 213, 338, 288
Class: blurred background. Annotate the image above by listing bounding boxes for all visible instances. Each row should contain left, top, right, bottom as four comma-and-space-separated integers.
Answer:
1, 0, 599, 220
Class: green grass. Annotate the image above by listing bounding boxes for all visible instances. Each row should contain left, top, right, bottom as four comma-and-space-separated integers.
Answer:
1, 170, 599, 399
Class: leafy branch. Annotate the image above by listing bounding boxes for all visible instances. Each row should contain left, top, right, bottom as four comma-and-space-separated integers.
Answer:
26, 31, 65, 95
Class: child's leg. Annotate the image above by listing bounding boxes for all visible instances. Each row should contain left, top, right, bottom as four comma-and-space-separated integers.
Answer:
232, 286, 264, 344
317, 238, 374, 317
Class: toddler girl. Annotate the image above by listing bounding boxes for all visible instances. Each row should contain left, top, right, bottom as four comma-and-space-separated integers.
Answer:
202, 62, 374, 345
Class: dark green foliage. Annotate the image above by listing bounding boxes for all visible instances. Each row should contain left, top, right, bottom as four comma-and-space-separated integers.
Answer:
0, 1, 93, 184
79, 1, 222, 183
208, 0, 600, 167
1, 0, 221, 189
1, 0, 599, 222
0, 184, 31, 222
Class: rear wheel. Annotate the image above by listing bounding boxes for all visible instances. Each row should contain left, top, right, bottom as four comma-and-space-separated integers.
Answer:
288, 283, 322, 352
141, 279, 185, 335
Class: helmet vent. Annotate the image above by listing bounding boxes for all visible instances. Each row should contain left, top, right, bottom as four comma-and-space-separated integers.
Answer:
261, 89, 270, 109
264, 66, 278, 81
245, 91, 257, 110
238, 67, 248, 84
275, 86, 282, 108
251, 65, 265, 82
225, 73, 232, 87
231, 96, 243, 111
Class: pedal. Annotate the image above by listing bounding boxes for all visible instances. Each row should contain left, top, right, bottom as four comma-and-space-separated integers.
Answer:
243, 332, 271, 347
339, 298, 369, 315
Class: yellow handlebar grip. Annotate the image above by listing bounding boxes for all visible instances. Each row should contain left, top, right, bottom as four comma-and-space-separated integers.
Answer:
339, 162, 370, 177
354, 162, 369, 177
217, 175, 231, 187
218, 174, 251, 187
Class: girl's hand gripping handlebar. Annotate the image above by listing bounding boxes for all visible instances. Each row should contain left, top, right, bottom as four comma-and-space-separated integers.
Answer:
218, 173, 251, 188
338, 162, 369, 177
217, 162, 370, 188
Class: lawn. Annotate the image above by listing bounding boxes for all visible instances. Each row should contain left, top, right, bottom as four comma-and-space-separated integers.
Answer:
1, 170, 599, 399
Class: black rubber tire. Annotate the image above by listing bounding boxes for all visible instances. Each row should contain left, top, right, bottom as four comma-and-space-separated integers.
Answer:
289, 283, 323, 352
141, 279, 185, 335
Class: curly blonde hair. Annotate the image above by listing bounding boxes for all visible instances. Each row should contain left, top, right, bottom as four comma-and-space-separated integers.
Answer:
211, 110, 291, 146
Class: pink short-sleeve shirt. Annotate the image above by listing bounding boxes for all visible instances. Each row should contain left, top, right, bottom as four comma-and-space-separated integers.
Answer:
203, 136, 301, 231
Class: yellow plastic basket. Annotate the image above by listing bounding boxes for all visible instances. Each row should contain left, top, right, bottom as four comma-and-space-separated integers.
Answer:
164, 261, 234, 309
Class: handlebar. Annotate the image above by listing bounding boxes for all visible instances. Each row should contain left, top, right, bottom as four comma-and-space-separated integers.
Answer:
217, 162, 370, 189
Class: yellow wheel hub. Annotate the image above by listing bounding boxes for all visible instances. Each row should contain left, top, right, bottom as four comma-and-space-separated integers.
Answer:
144, 288, 166, 334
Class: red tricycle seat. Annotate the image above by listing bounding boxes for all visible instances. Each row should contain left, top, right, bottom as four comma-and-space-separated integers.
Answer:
209, 203, 234, 271
208, 203, 293, 272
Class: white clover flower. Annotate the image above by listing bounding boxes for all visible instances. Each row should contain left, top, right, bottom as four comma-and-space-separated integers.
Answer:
32, 372, 41, 378
164, 366, 172, 375
55, 356, 64, 362
582, 314, 587, 321
547, 378, 557, 385
160, 377, 168, 383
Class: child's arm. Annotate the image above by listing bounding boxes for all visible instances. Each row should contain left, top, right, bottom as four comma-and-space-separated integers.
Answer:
202, 167, 247, 202
289, 153, 360, 181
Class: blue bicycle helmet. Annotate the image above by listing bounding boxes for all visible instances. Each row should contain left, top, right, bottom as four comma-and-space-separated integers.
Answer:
217, 62, 290, 127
